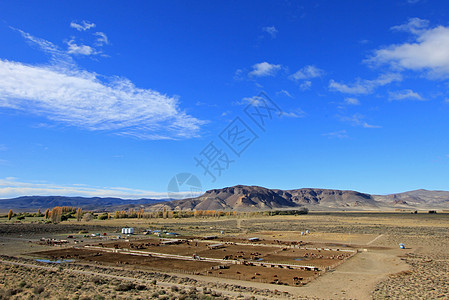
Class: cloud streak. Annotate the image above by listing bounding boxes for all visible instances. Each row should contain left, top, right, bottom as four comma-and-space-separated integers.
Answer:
0, 29, 204, 140
70, 20, 96, 31
389, 89, 425, 101
291, 65, 324, 80
0, 177, 176, 199
262, 26, 278, 38
0, 59, 204, 139
329, 73, 402, 94
340, 113, 381, 128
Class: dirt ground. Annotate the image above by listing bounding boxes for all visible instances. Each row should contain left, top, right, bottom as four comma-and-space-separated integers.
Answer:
1, 212, 448, 299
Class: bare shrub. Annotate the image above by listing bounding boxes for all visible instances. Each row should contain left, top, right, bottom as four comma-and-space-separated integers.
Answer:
115, 282, 135, 291
33, 286, 45, 294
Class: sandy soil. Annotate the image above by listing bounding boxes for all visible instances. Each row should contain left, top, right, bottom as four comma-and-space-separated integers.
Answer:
1, 212, 448, 299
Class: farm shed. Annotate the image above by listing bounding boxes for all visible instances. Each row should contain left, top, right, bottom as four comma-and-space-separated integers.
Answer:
208, 243, 225, 249
121, 228, 134, 234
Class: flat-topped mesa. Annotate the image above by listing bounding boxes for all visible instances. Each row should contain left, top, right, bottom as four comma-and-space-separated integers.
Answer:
150, 185, 382, 212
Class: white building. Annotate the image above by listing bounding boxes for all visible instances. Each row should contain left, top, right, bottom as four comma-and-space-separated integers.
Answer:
121, 227, 134, 234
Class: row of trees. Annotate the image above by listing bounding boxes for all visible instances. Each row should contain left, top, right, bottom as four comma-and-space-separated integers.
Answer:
6, 206, 84, 223
6, 206, 308, 222
111, 208, 308, 219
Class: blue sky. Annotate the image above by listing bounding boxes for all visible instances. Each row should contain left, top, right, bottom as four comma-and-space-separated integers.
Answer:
1, 0, 449, 199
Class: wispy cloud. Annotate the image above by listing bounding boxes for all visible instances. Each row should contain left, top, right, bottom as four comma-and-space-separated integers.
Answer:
70, 20, 96, 31
389, 89, 425, 101
367, 18, 449, 78
322, 130, 349, 139
0, 30, 204, 140
66, 40, 99, 56
94, 32, 109, 46
236, 96, 264, 106
0, 145, 7, 151
391, 17, 429, 35
12, 27, 75, 68
300, 80, 312, 90
329, 73, 402, 94
262, 26, 278, 38
277, 90, 293, 98
281, 108, 305, 118
248, 62, 281, 77
344, 97, 360, 105
0, 177, 172, 199
290, 65, 324, 80
340, 113, 381, 128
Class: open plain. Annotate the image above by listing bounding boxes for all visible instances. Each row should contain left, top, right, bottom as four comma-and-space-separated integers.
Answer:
0, 212, 448, 299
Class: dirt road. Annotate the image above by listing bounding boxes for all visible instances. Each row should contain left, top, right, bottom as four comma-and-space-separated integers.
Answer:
293, 249, 409, 299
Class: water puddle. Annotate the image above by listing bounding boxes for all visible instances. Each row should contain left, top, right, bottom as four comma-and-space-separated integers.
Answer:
35, 259, 74, 264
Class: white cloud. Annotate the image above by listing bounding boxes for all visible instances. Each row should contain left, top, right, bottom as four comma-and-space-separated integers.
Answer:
281, 108, 305, 118
0, 59, 204, 139
238, 96, 264, 106
291, 65, 324, 80
70, 20, 96, 31
262, 26, 278, 38
277, 90, 293, 98
389, 89, 425, 101
368, 19, 449, 78
94, 32, 109, 45
248, 62, 281, 77
344, 97, 360, 105
391, 17, 429, 34
340, 113, 381, 128
1, 30, 203, 140
0, 177, 173, 199
66, 40, 99, 56
323, 130, 348, 139
329, 73, 402, 94
300, 80, 312, 90
12, 27, 75, 67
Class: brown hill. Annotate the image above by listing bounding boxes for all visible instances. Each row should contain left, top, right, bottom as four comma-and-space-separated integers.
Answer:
373, 189, 449, 208
149, 185, 381, 212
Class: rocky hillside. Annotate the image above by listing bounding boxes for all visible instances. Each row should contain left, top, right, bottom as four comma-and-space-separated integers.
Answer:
3, 187, 448, 213
373, 189, 449, 208
149, 185, 382, 212
149, 185, 449, 212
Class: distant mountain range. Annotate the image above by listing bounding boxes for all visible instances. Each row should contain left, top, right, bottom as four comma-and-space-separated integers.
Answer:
2, 186, 449, 213
148, 185, 449, 212
0, 196, 167, 213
